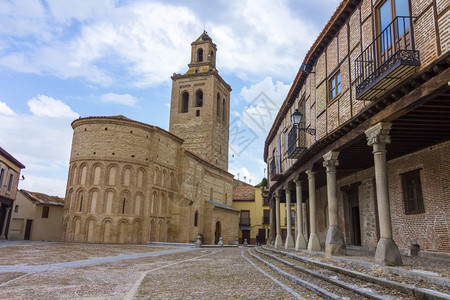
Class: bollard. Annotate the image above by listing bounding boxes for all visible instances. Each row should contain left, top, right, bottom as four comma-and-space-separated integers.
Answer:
218, 236, 224, 246
195, 235, 202, 248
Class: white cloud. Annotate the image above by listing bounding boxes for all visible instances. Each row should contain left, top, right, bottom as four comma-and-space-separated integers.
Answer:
212, 0, 317, 80
0, 95, 78, 196
0, 101, 15, 116
0, 0, 322, 87
235, 77, 290, 134
28, 94, 79, 118
101, 93, 139, 106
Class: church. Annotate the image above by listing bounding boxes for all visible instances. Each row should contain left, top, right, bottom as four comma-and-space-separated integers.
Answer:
62, 32, 239, 245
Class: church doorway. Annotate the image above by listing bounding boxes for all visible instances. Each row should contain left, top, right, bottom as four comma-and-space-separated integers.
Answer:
214, 221, 221, 244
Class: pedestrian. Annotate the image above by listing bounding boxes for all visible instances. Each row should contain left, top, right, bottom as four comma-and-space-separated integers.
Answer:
256, 234, 260, 246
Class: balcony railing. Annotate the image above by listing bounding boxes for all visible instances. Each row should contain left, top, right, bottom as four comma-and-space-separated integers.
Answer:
269, 156, 282, 181
355, 16, 420, 100
287, 126, 306, 159
239, 217, 251, 226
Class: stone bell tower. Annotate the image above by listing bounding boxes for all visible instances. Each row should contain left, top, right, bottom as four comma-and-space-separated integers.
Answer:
169, 31, 231, 171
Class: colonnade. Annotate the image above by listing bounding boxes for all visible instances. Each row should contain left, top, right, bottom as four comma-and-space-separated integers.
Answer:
271, 122, 402, 265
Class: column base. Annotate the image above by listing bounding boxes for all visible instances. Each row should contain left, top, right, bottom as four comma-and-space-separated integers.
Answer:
274, 234, 283, 249
295, 233, 307, 251
375, 238, 403, 266
325, 225, 346, 257
285, 233, 294, 249
307, 233, 321, 251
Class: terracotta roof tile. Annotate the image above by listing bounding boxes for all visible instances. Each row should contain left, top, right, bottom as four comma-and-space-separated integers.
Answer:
20, 189, 64, 206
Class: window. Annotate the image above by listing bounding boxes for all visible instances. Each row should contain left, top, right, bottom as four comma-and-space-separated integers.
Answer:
216, 93, 221, 117
222, 98, 226, 122
329, 71, 341, 100
197, 48, 203, 62
401, 169, 424, 214
194, 211, 198, 226
0, 168, 4, 187
195, 90, 203, 107
263, 209, 270, 224
7, 173, 14, 192
42, 206, 50, 218
196, 110, 200, 117
377, 0, 410, 52
240, 210, 250, 226
181, 92, 189, 113
14, 205, 19, 213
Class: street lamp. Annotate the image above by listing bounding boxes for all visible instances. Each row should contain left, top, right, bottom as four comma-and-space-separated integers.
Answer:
291, 109, 303, 127
291, 109, 315, 135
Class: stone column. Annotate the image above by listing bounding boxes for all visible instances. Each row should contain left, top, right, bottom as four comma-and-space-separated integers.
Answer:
0, 206, 11, 239
365, 122, 402, 266
274, 193, 283, 248
269, 199, 275, 244
306, 170, 320, 251
294, 179, 307, 250
323, 151, 346, 256
284, 186, 294, 249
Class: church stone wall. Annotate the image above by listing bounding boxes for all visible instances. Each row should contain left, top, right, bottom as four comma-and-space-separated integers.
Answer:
63, 115, 238, 244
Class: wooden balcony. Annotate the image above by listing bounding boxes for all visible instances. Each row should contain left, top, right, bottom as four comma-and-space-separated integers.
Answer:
355, 16, 420, 100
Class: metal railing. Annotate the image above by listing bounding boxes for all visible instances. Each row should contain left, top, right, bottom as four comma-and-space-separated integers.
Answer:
288, 126, 307, 159
355, 16, 420, 97
269, 156, 282, 180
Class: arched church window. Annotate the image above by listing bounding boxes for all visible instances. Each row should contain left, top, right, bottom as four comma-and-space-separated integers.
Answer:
222, 98, 226, 122
195, 90, 203, 107
216, 93, 221, 117
197, 48, 203, 62
194, 211, 198, 226
181, 92, 189, 113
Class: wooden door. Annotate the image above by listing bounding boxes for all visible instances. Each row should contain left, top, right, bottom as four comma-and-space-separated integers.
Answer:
24, 220, 33, 240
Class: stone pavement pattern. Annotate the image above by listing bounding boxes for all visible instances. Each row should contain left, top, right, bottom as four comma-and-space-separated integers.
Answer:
0, 241, 296, 299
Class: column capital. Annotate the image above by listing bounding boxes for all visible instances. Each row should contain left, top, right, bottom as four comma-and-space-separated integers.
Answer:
365, 122, 392, 147
274, 193, 281, 201
305, 170, 315, 179
284, 185, 291, 194
293, 179, 302, 186
323, 150, 339, 169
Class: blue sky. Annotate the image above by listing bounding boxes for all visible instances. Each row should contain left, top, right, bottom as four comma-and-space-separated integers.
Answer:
0, 0, 339, 196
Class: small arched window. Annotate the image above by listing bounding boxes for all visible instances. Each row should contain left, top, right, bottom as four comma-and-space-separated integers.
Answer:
195, 90, 203, 107
194, 211, 198, 226
197, 48, 203, 62
181, 92, 189, 113
216, 93, 221, 117
222, 98, 226, 122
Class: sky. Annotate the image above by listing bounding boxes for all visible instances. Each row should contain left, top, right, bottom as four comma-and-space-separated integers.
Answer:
0, 0, 340, 197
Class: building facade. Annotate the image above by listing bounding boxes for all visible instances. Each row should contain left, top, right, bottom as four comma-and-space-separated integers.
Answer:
265, 0, 449, 265
0, 147, 25, 240
62, 32, 239, 245
9, 190, 64, 241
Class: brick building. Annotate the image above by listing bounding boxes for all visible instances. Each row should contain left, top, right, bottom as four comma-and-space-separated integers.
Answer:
0, 147, 25, 240
62, 32, 239, 245
264, 0, 449, 265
